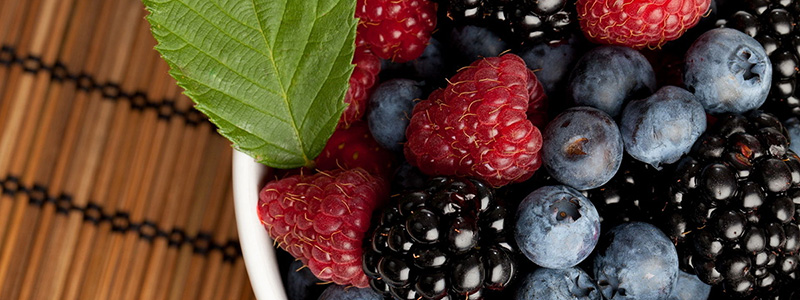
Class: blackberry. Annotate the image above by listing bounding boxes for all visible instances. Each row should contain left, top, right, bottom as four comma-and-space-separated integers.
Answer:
443, 0, 577, 45
583, 156, 664, 229
362, 177, 518, 300
660, 111, 800, 299
718, 0, 800, 121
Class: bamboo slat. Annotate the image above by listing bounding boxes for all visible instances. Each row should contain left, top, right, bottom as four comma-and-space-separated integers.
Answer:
0, 0, 257, 299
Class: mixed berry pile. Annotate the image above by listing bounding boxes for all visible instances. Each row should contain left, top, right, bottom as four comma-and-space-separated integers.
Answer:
257, 0, 800, 299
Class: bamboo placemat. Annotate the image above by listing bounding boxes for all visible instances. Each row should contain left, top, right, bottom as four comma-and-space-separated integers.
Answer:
0, 0, 257, 299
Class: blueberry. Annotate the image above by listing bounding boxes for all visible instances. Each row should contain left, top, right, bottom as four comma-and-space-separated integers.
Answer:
667, 271, 711, 300
449, 25, 507, 65
542, 106, 624, 190
410, 38, 447, 82
515, 185, 601, 269
367, 79, 423, 152
593, 222, 679, 300
517, 34, 586, 97
285, 260, 324, 300
684, 28, 772, 114
317, 285, 384, 300
620, 86, 707, 168
567, 46, 656, 117
784, 117, 800, 154
514, 267, 602, 300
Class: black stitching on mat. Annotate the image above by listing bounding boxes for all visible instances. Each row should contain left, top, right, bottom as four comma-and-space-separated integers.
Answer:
0, 44, 217, 130
0, 176, 241, 262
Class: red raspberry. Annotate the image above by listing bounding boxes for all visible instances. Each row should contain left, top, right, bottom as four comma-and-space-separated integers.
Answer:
404, 54, 545, 187
257, 168, 388, 288
526, 70, 548, 129
341, 47, 381, 127
315, 121, 396, 178
355, 0, 437, 63
577, 0, 710, 49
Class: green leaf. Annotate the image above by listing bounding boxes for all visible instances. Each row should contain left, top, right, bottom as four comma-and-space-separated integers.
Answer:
143, 0, 356, 168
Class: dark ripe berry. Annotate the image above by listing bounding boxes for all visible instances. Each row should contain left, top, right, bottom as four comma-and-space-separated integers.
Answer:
390, 286, 419, 300
370, 278, 391, 295
742, 227, 767, 252
407, 209, 441, 244
388, 226, 414, 253
410, 246, 449, 269
769, 196, 796, 223
694, 230, 726, 259
444, 0, 578, 45
767, 222, 787, 249
363, 177, 518, 299
481, 246, 515, 290
656, 112, 800, 298
416, 272, 448, 299
700, 163, 738, 201
720, 252, 752, 280
757, 158, 792, 193
714, 210, 747, 241
379, 256, 414, 286
447, 216, 480, 253
450, 253, 485, 294
735, 181, 766, 210
784, 225, 800, 253
694, 257, 724, 285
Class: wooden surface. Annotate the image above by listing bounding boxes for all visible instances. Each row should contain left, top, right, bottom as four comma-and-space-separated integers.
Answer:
0, 0, 256, 299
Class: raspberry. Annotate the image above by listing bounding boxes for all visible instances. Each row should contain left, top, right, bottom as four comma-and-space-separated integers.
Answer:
315, 121, 396, 178
576, 0, 711, 49
341, 47, 381, 127
257, 168, 388, 287
356, 0, 438, 62
404, 54, 545, 187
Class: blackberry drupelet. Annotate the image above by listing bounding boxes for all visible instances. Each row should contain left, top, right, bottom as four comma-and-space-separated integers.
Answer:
443, 0, 577, 45
362, 177, 518, 300
660, 111, 800, 299
718, 0, 800, 121
583, 156, 663, 229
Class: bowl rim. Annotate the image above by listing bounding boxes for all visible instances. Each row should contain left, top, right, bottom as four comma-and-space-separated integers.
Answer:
232, 150, 288, 300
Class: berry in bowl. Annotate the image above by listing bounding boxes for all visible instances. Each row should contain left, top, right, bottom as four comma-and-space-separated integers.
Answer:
147, 0, 800, 298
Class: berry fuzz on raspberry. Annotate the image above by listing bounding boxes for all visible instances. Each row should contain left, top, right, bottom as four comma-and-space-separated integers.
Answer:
362, 177, 518, 300
576, 0, 711, 49
404, 54, 545, 187
258, 168, 388, 288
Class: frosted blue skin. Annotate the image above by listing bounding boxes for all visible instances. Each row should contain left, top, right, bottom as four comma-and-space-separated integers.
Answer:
449, 25, 507, 65
620, 86, 707, 169
667, 271, 711, 300
684, 28, 772, 114
317, 285, 383, 300
367, 79, 423, 152
543, 106, 624, 190
515, 267, 602, 300
518, 34, 586, 96
568, 46, 656, 117
286, 260, 321, 300
785, 117, 800, 154
515, 185, 601, 269
593, 222, 679, 300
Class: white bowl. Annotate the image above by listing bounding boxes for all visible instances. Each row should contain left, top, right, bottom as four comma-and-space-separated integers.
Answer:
232, 150, 289, 300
